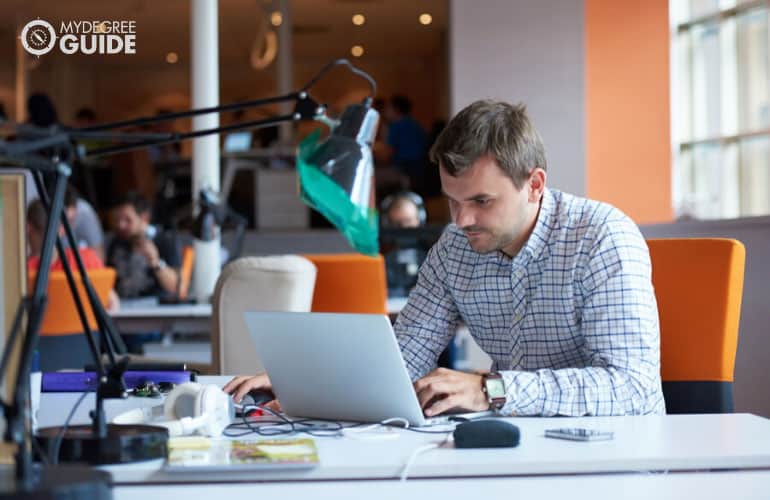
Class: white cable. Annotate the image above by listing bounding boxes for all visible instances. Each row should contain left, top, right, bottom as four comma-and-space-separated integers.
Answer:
399, 443, 440, 482
399, 431, 453, 482
342, 417, 410, 441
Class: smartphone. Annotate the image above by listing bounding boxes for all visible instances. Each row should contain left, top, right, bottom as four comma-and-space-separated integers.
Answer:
544, 428, 614, 442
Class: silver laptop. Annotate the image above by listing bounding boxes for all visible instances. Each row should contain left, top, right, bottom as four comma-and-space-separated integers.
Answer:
244, 311, 486, 426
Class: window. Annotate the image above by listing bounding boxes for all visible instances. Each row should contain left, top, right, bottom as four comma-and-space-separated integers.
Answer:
671, 0, 770, 219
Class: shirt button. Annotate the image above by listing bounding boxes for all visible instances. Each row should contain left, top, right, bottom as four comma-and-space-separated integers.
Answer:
514, 314, 521, 321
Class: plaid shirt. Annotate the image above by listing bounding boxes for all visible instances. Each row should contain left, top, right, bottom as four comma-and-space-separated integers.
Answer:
395, 188, 665, 416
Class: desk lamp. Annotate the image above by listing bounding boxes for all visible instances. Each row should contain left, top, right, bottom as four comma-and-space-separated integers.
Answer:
0, 58, 379, 499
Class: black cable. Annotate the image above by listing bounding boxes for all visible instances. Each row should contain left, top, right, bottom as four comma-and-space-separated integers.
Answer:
225, 405, 460, 437
301, 58, 377, 98
50, 391, 89, 465
225, 404, 345, 438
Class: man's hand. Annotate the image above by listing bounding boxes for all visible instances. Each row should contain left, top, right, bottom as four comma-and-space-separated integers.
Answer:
134, 237, 160, 267
413, 368, 488, 417
222, 373, 273, 404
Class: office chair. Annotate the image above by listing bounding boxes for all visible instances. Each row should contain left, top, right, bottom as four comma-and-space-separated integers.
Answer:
210, 255, 316, 374
177, 245, 195, 301
302, 253, 388, 315
29, 267, 116, 371
647, 238, 745, 413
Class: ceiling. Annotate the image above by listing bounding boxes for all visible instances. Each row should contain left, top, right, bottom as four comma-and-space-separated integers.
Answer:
0, 0, 448, 67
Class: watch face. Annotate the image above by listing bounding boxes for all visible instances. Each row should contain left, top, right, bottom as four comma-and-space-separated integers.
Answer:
485, 377, 506, 399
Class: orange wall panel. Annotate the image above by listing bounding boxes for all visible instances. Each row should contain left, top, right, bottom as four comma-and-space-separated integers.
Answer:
585, 0, 673, 223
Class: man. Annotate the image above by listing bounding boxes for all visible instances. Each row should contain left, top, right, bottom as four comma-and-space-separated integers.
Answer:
382, 192, 424, 229
27, 199, 104, 273
225, 100, 664, 418
383, 95, 428, 192
26, 199, 119, 312
381, 192, 428, 299
64, 185, 105, 260
106, 192, 181, 299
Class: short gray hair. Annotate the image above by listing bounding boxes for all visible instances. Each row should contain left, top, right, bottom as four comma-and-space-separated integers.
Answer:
429, 100, 547, 188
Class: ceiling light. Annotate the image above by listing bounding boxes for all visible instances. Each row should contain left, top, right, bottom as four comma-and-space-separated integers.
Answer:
352, 14, 365, 26
166, 52, 178, 64
419, 13, 432, 25
270, 11, 283, 27
351, 45, 364, 57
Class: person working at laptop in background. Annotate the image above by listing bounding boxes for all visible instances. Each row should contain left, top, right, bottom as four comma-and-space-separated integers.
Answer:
107, 191, 181, 300
225, 99, 665, 418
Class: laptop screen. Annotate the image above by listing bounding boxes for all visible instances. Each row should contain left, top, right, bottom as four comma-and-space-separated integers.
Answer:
223, 131, 252, 153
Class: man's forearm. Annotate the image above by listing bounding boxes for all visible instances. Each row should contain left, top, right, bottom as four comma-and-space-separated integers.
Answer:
499, 365, 663, 417
154, 267, 179, 295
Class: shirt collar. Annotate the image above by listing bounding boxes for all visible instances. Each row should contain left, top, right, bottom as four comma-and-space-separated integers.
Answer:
516, 187, 554, 264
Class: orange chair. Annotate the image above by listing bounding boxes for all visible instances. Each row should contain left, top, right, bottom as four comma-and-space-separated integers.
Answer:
302, 253, 387, 314
178, 246, 195, 301
647, 238, 745, 413
28, 267, 116, 336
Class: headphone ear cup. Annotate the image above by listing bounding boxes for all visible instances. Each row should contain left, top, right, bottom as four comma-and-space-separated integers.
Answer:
164, 382, 203, 421
195, 385, 234, 437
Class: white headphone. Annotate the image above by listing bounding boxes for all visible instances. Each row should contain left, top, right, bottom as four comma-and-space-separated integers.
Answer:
112, 383, 234, 437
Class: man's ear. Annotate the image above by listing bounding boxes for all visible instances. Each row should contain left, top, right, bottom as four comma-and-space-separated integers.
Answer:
528, 168, 547, 202
140, 211, 151, 224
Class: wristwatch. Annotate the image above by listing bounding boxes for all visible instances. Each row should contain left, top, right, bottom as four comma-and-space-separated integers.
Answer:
151, 259, 167, 272
481, 372, 507, 410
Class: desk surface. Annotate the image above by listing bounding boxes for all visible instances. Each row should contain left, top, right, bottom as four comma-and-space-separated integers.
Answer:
38, 376, 770, 485
112, 471, 770, 500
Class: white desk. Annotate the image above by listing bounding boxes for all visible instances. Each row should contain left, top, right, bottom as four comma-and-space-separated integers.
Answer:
113, 471, 770, 500
37, 377, 770, 485
111, 298, 408, 335
110, 303, 212, 335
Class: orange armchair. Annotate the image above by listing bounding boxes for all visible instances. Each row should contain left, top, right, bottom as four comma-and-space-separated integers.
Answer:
302, 253, 387, 314
647, 238, 745, 413
28, 267, 116, 336
178, 245, 195, 301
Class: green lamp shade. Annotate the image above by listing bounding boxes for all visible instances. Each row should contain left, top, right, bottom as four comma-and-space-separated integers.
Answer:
297, 129, 379, 256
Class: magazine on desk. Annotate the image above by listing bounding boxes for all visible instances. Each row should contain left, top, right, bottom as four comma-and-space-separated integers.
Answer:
165, 436, 319, 472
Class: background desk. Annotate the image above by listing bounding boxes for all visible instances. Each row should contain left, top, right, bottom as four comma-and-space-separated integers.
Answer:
37, 376, 770, 485
111, 298, 408, 335
110, 303, 212, 335
110, 300, 409, 369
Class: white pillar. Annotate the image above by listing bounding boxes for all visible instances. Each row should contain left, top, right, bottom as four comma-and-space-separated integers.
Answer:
191, 0, 221, 303
276, 0, 293, 144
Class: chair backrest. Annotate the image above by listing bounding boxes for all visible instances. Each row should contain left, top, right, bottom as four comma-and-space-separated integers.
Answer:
28, 267, 116, 336
302, 253, 388, 315
210, 255, 316, 374
178, 245, 195, 301
647, 238, 745, 413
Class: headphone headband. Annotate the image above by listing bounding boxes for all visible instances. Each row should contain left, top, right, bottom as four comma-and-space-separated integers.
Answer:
381, 191, 427, 226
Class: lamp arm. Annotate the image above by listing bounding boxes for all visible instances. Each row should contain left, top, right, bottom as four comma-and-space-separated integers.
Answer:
77, 92, 300, 133
83, 112, 303, 158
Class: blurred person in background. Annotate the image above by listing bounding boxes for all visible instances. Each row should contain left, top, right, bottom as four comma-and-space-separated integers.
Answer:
106, 191, 181, 300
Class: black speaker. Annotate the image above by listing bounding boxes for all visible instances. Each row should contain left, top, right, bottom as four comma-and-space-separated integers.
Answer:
453, 420, 521, 448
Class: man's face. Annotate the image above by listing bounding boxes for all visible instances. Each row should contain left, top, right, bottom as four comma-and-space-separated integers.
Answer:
387, 201, 421, 228
114, 204, 147, 241
440, 154, 543, 256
